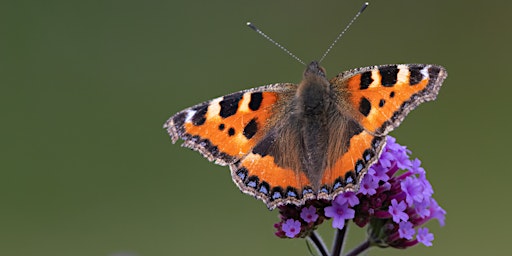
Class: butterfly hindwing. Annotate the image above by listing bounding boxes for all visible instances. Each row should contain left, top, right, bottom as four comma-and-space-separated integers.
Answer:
164, 83, 295, 165
333, 64, 447, 135
319, 130, 386, 198
231, 151, 314, 209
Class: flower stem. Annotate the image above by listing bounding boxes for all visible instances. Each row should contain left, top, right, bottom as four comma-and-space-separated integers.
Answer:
345, 240, 371, 256
330, 222, 348, 256
308, 231, 329, 256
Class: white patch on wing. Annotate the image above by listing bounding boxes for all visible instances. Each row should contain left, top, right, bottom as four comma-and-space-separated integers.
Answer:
238, 92, 252, 113
397, 65, 409, 83
420, 66, 430, 80
185, 110, 196, 122
370, 70, 381, 88
206, 97, 223, 119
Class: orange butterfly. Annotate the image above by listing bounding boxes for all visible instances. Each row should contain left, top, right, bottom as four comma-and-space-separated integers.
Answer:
164, 61, 447, 209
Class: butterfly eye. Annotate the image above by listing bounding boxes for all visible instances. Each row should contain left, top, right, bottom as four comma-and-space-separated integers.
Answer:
319, 66, 327, 76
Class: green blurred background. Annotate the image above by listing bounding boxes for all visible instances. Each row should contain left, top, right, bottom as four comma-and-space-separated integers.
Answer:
1, 0, 510, 255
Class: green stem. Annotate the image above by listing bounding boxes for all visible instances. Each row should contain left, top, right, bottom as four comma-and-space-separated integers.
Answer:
345, 240, 371, 256
307, 231, 329, 256
330, 223, 348, 256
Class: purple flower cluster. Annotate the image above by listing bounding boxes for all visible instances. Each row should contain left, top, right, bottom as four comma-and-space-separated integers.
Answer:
274, 200, 328, 238
274, 136, 446, 249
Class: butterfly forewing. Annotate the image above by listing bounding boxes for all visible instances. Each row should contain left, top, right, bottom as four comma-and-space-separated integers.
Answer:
164, 83, 295, 166
332, 64, 447, 135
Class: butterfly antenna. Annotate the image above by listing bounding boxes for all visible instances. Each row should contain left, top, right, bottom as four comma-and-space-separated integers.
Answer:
246, 22, 306, 66
318, 2, 369, 63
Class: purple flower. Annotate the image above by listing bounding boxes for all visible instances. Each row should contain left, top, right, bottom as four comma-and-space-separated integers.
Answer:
335, 191, 359, 207
398, 221, 415, 240
416, 227, 434, 246
358, 174, 379, 196
325, 202, 355, 229
428, 198, 447, 226
368, 164, 389, 182
382, 137, 412, 169
410, 158, 425, 176
388, 199, 408, 223
414, 198, 431, 218
377, 151, 394, 168
401, 176, 424, 206
282, 219, 301, 238
395, 150, 412, 170
417, 174, 434, 199
300, 206, 319, 223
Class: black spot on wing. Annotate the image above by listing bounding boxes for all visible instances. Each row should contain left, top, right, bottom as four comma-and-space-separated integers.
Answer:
319, 185, 331, 194
345, 171, 356, 185
249, 92, 263, 111
243, 118, 258, 139
219, 92, 243, 118
253, 130, 276, 157
379, 65, 399, 87
258, 181, 270, 196
409, 66, 423, 85
355, 159, 364, 175
236, 167, 248, 182
359, 97, 371, 117
246, 176, 259, 188
379, 99, 385, 107
191, 105, 208, 126
344, 120, 364, 151
218, 124, 225, 131
285, 187, 300, 199
228, 128, 235, 136
270, 186, 284, 201
302, 187, 314, 196
362, 149, 373, 162
372, 136, 383, 149
332, 177, 344, 190
428, 65, 442, 78
360, 71, 373, 90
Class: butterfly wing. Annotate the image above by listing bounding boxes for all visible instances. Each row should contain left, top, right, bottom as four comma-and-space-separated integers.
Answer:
319, 128, 386, 199
318, 64, 446, 199
332, 64, 447, 135
164, 83, 295, 165
165, 83, 317, 209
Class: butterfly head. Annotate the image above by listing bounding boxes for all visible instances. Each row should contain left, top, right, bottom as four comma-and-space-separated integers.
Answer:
304, 61, 326, 78
300, 61, 329, 92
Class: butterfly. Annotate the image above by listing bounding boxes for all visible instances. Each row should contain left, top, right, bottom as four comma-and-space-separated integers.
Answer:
164, 61, 447, 210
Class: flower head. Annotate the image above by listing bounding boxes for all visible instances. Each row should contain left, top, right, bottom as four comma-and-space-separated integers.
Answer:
410, 158, 425, 176
388, 199, 408, 223
416, 227, 434, 246
368, 164, 390, 182
398, 221, 415, 240
281, 219, 301, 238
334, 191, 360, 207
324, 201, 355, 229
300, 206, 319, 223
429, 198, 447, 227
401, 176, 424, 206
358, 174, 379, 196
